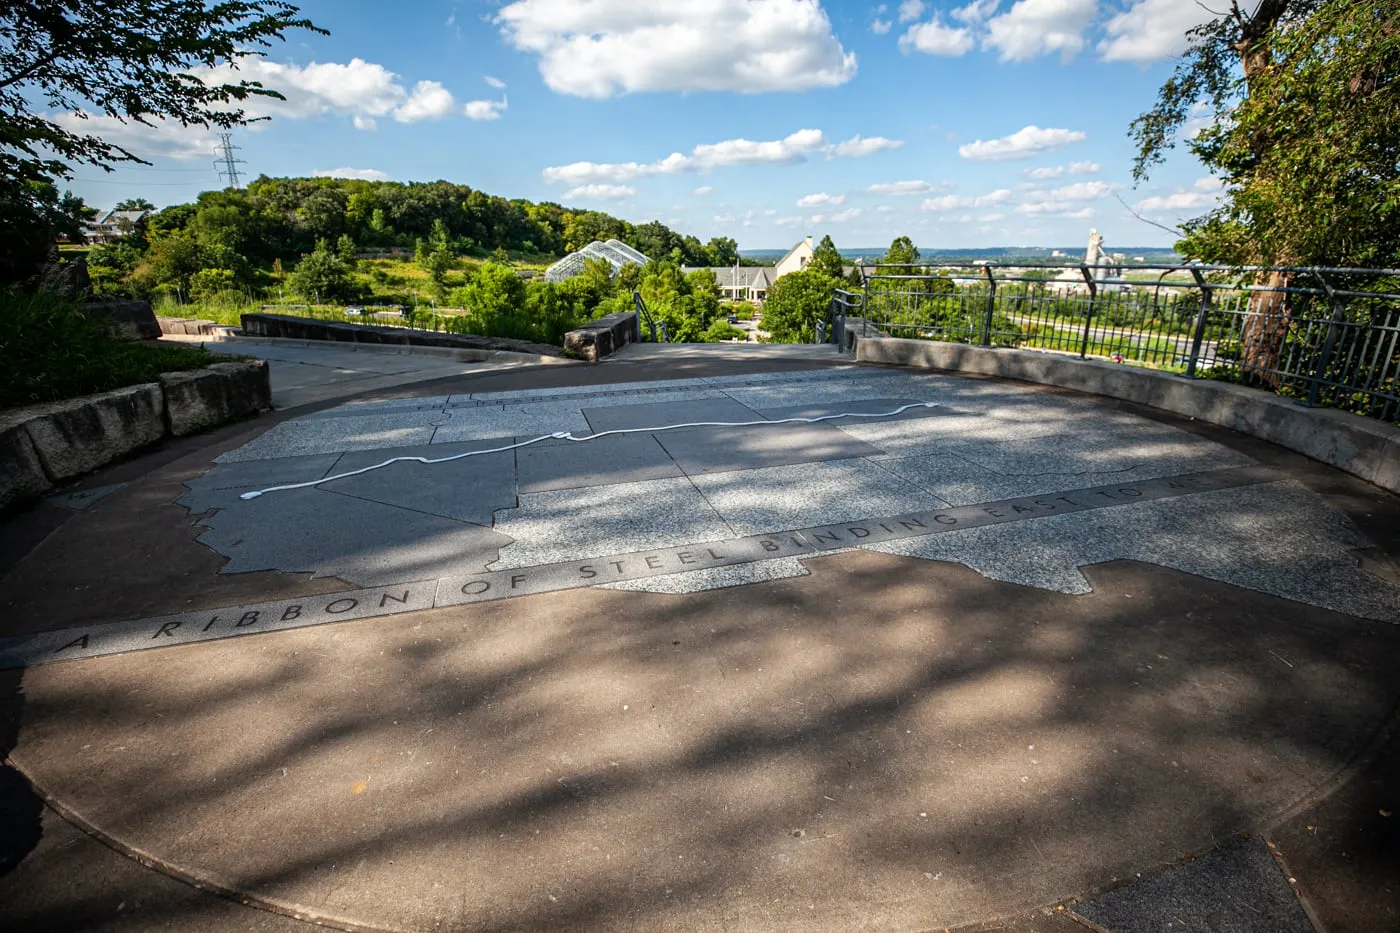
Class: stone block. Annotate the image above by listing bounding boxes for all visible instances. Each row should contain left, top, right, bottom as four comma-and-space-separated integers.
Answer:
85, 299, 160, 340
22, 384, 166, 480
157, 317, 224, 336
160, 360, 271, 436
563, 312, 640, 362
0, 416, 53, 511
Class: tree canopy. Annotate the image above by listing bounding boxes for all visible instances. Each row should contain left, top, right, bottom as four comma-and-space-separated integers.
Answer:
1129, 0, 1399, 268
1, 0, 324, 280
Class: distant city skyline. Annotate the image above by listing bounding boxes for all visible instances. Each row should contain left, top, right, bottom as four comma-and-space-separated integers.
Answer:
61, 0, 1225, 249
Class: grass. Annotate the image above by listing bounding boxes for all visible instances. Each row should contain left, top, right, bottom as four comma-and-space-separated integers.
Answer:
1, 289, 216, 410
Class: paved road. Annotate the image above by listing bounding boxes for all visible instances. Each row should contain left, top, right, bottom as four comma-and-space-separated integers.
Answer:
1, 351, 1397, 932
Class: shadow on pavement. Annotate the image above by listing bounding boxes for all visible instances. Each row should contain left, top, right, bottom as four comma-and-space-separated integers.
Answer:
9, 545, 1400, 932
0, 668, 41, 876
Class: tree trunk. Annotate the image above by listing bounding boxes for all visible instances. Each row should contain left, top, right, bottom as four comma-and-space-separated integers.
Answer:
1239, 269, 1293, 385
1234, 1, 1295, 384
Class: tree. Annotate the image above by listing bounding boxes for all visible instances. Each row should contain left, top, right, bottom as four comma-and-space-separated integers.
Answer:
459, 262, 527, 335
113, 198, 155, 212
763, 269, 840, 343
810, 234, 845, 279
1175, 2, 1400, 268
705, 236, 739, 267
0, 1, 324, 281
335, 234, 357, 265
1128, 0, 1327, 383
880, 236, 920, 267
287, 239, 356, 303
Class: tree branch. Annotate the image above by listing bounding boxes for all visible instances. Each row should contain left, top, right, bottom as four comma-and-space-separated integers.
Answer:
1115, 193, 1185, 239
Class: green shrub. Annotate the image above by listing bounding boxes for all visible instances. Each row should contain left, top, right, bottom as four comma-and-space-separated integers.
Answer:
0, 289, 215, 409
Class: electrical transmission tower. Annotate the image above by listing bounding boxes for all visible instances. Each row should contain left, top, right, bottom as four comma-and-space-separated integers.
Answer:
213, 133, 246, 188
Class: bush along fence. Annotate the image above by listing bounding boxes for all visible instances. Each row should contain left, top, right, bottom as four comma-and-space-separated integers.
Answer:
829, 262, 1400, 425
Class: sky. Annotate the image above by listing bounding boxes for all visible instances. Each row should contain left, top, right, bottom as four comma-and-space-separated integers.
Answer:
59, 0, 1231, 250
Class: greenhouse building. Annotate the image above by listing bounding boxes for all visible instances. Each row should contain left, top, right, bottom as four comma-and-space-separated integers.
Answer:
544, 239, 650, 283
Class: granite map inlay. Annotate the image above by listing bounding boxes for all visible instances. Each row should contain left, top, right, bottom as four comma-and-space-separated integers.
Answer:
4, 367, 1397, 668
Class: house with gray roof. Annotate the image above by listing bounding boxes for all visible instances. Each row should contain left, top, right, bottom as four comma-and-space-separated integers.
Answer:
83, 209, 149, 244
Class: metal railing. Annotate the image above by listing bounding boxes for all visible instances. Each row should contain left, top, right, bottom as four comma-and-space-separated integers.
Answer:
633, 290, 667, 343
828, 262, 1400, 424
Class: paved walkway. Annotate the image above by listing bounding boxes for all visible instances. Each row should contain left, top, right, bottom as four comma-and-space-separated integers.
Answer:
1, 350, 1397, 932
164, 335, 576, 409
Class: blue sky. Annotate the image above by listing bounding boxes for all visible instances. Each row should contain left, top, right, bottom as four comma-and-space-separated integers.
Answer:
63, 0, 1228, 249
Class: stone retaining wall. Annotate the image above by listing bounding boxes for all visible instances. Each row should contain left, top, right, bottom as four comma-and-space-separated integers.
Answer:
158, 316, 236, 337
563, 312, 640, 362
241, 313, 564, 359
85, 299, 161, 341
0, 360, 270, 512
857, 337, 1400, 496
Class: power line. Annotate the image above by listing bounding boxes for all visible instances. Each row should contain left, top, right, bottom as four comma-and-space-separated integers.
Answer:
214, 133, 246, 188
73, 178, 203, 187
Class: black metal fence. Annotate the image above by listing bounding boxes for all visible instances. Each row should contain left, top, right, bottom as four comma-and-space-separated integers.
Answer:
831, 262, 1400, 424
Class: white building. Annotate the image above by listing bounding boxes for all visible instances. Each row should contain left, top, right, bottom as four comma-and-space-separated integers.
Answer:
683, 236, 818, 304
83, 209, 149, 244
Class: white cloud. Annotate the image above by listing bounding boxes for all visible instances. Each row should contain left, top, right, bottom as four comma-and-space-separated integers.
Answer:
865, 179, 950, 196
812, 207, 863, 223
1046, 180, 1115, 200
876, 205, 897, 212
798, 192, 845, 207
464, 96, 508, 120
1022, 160, 1099, 178
1136, 178, 1223, 212
352, 115, 377, 131
48, 111, 216, 161
195, 57, 466, 126
483, 75, 507, 88
495, 0, 857, 98
775, 215, 806, 226
542, 129, 901, 185
693, 186, 714, 196
831, 134, 903, 157
898, 0, 926, 21
1014, 201, 1068, 214
899, 17, 974, 56
564, 184, 636, 200
394, 80, 457, 122
1099, 0, 1216, 64
920, 189, 1012, 210
313, 167, 392, 181
952, 0, 1000, 23
1061, 207, 1095, 219
983, 0, 1097, 61
871, 17, 893, 33
959, 125, 1085, 160
977, 212, 1006, 221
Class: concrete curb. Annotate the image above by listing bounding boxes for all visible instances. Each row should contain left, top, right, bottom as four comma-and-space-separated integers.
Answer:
162, 334, 576, 368
0, 361, 271, 512
241, 312, 566, 360
856, 337, 1400, 496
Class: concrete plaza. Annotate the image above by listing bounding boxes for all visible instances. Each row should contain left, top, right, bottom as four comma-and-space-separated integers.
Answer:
1, 345, 1397, 932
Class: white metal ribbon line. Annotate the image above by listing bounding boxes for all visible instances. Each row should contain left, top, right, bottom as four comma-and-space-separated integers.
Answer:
239, 402, 941, 500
